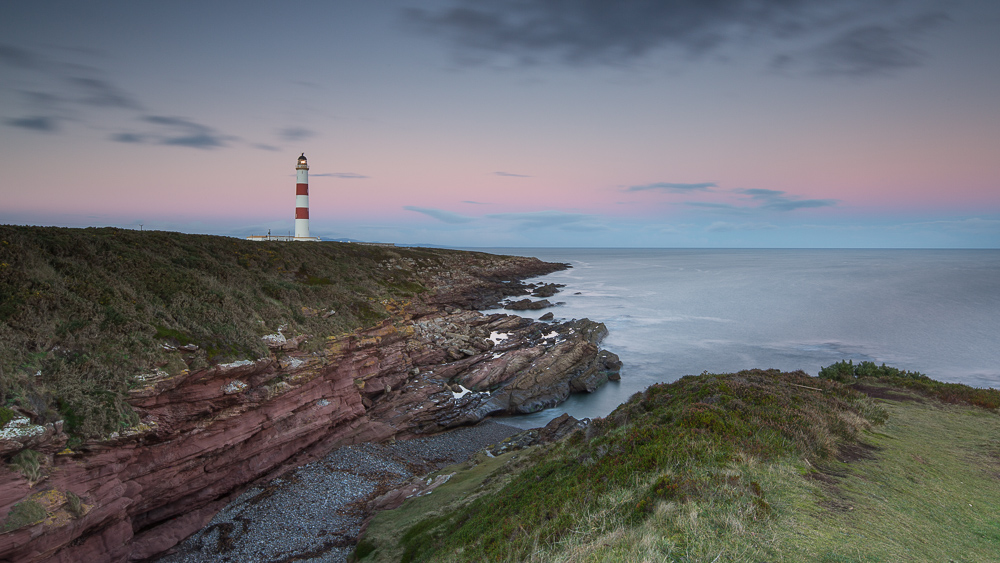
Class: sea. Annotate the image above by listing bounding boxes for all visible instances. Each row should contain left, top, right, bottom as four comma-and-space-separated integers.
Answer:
470, 249, 1000, 429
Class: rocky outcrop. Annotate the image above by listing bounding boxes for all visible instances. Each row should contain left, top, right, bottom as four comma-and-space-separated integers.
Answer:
0, 256, 619, 563
531, 283, 564, 298
504, 298, 553, 311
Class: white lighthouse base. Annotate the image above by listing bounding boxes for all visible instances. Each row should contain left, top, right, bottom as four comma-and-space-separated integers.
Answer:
246, 234, 320, 242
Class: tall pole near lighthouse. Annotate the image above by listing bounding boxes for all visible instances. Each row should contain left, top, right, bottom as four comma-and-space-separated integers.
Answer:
294, 153, 310, 240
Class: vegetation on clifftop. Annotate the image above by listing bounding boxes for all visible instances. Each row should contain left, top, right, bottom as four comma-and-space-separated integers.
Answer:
357, 367, 1000, 562
0, 225, 547, 439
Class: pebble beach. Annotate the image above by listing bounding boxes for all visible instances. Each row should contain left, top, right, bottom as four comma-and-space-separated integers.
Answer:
155, 421, 522, 563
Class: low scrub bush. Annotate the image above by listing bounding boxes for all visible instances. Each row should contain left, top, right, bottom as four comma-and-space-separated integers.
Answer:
820, 360, 1000, 409
65, 491, 84, 518
9, 449, 44, 482
0, 406, 15, 428
3, 500, 46, 532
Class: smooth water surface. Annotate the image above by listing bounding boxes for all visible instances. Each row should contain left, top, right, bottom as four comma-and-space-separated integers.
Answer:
472, 249, 1000, 427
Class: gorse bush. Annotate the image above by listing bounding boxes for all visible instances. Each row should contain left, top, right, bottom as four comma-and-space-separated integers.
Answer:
0, 225, 525, 439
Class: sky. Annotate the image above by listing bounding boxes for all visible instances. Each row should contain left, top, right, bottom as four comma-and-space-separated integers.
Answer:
1, 0, 999, 248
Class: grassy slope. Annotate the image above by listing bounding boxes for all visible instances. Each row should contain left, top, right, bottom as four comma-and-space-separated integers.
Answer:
357, 370, 1000, 562
0, 225, 516, 438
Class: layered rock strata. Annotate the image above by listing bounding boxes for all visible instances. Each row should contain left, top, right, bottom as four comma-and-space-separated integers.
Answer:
0, 257, 619, 563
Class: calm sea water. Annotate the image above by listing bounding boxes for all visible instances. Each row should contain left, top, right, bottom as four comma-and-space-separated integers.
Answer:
471, 249, 1000, 428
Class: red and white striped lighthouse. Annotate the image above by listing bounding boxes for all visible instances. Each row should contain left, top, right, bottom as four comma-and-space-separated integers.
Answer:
294, 153, 310, 240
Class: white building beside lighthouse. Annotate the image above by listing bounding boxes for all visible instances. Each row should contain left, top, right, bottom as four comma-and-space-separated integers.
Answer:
247, 153, 321, 242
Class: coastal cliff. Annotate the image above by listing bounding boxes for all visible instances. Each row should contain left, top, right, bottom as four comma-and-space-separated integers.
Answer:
0, 227, 620, 562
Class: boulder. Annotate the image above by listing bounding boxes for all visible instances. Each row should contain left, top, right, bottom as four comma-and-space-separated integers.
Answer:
504, 299, 552, 311
531, 283, 564, 298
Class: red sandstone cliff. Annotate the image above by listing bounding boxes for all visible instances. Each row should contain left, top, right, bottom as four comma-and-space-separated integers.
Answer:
0, 256, 619, 562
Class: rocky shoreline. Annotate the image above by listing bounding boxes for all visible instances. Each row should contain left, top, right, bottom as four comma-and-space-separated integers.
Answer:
0, 252, 620, 563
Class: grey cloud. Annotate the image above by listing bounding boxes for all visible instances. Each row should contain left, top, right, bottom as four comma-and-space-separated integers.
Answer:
765, 199, 837, 211
162, 134, 226, 149
1, 44, 244, 147
404, 206, 475, 224
144, 116, 199, 128
742, 188, 784, 198
628, 182, 716, 192
486, 210, 597, 230
280, 127, 316, 141
463, 200, 490, 205
5, 116, 59, 132
740, 188, 836, 211
112, 116, 232, 149
406, 1, 950, 76
2, 45, 141, 109
404, 0, 781, 64
68, 76, 141, 109
493, 171, 531, 177
20, 90, 62, 107
795, 12, 949, 76
254, 143, 281, 151
0, 43, 39, 68
111, 132, 145, 143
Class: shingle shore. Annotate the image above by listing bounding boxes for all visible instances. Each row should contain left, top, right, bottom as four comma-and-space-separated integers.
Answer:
156, 420, 522, 562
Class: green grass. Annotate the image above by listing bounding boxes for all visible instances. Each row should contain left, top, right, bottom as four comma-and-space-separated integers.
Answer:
771, 392, 1000, 562
357, 369, 885, 562
0, 225, 549, 439
357, 449, 535, 562
356, 368, 1000, 562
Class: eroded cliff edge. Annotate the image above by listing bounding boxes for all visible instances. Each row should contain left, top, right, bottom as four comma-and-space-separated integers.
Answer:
0, 228, 620, 563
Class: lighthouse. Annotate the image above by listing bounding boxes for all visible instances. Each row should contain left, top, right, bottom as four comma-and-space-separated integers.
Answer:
245, 154, 321, 241
295, 153, 311, 240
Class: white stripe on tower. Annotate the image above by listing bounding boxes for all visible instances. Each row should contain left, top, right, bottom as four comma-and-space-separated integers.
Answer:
294, 153, 310, 239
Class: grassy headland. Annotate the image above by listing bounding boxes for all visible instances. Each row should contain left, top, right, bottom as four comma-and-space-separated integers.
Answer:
0, 225, 545, 439
356, 366, 1000, 562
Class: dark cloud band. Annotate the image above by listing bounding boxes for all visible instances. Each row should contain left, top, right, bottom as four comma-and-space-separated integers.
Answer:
406, 1, 950, 76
